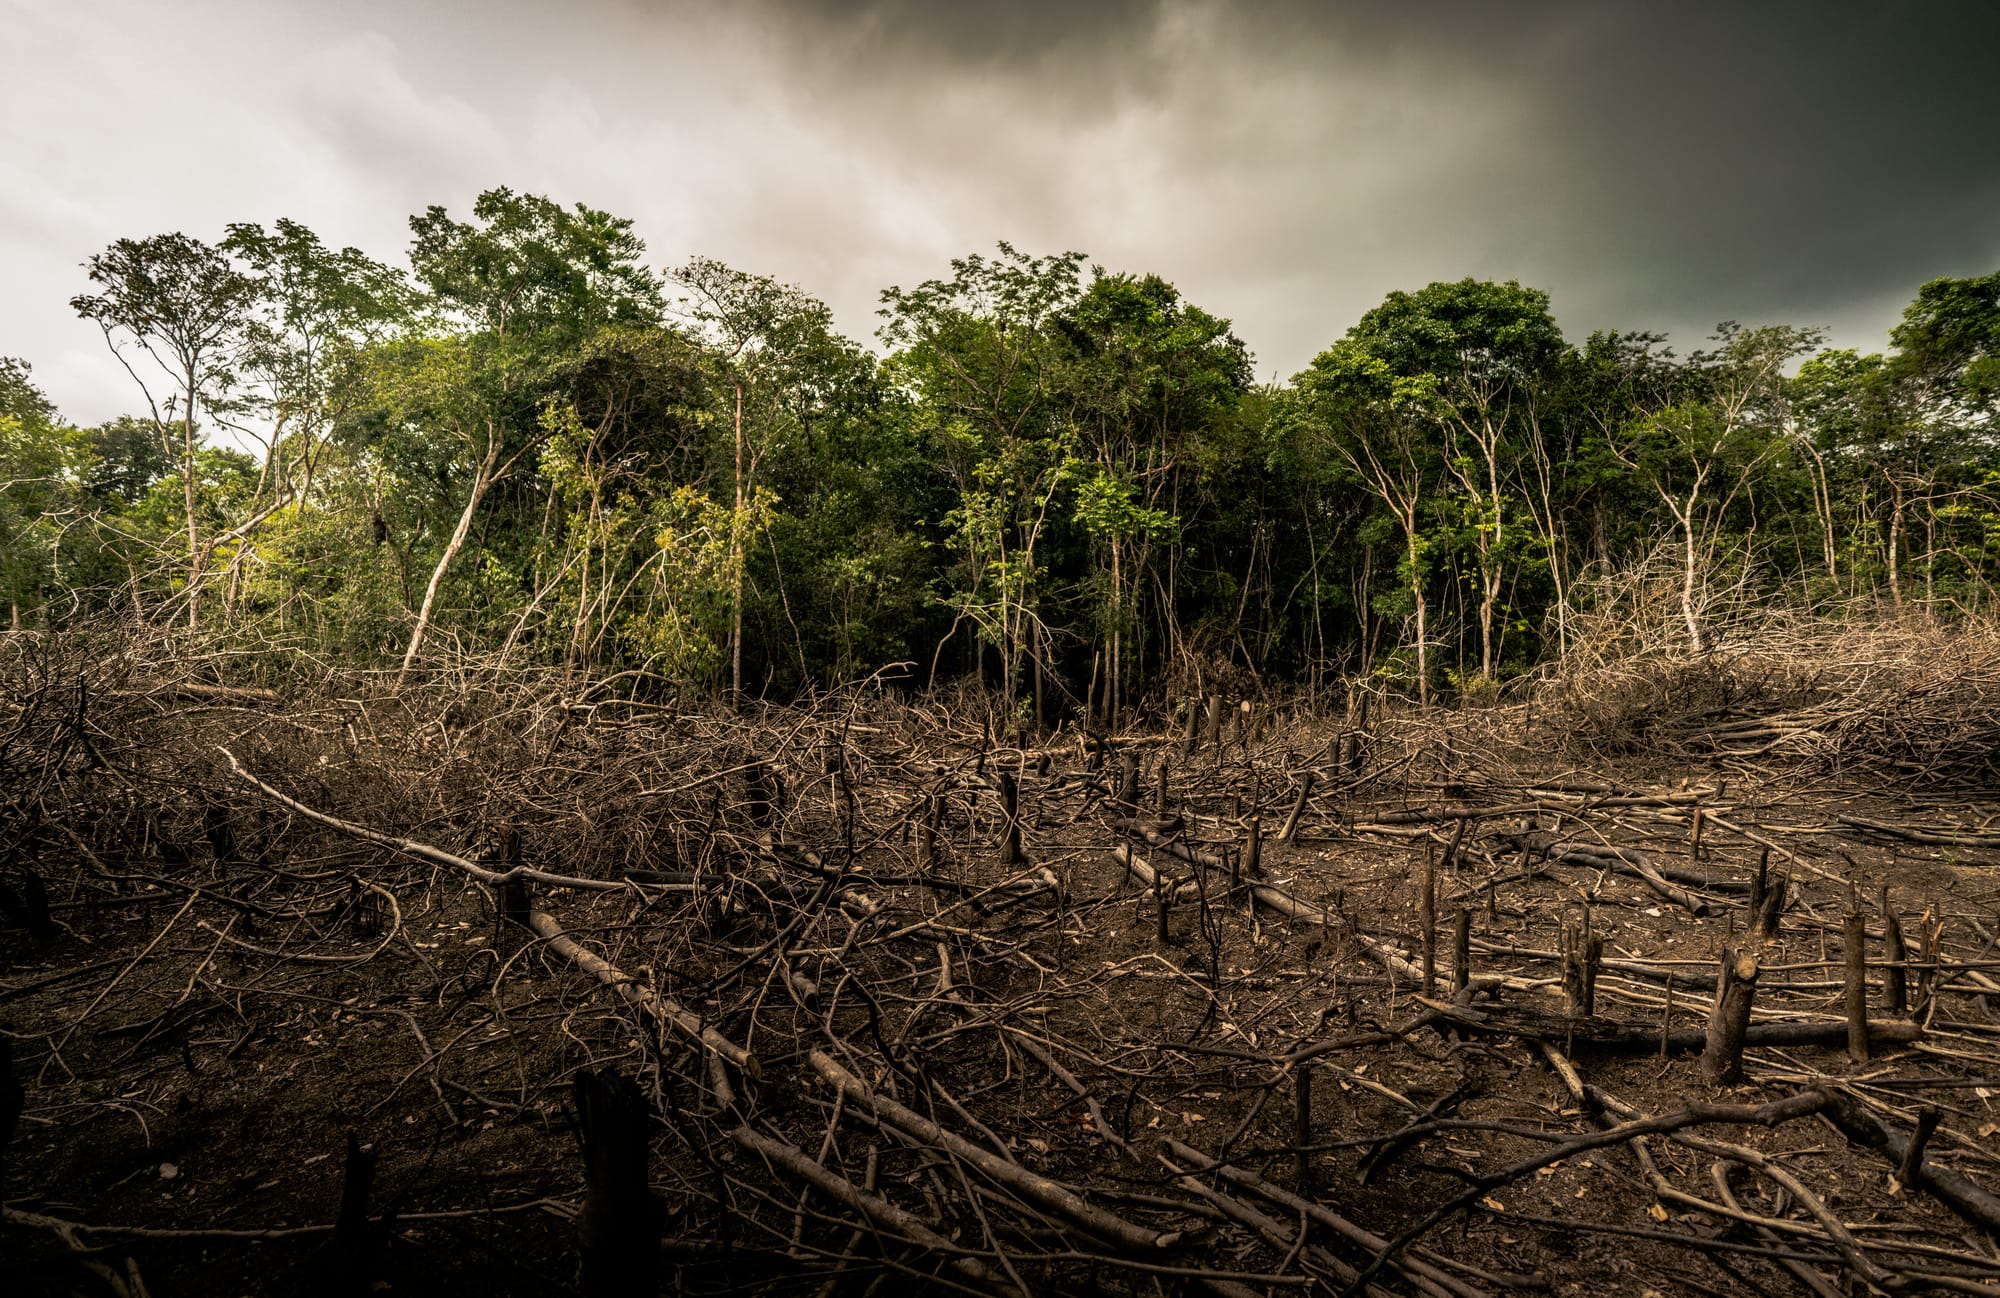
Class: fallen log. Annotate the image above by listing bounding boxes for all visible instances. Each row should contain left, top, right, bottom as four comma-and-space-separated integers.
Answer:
1836, 813, 2000, 849
1821, 1091, 2000, 1237
529, 911, 756, 1074
1163, 1138, 1505, 1298
1417, 996, 1923, 1056
806, 1049, 1178, 1255
1493, 829, 1747, 904
1163, 1169, 1406, 1298
221, 749, 636, 895
730, 1125, 1010, 1292
222, 749, 756, 1074
1550, 843, 1713, 915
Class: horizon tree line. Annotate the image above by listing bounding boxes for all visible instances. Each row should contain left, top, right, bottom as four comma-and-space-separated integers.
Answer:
3, 187, 1996, 720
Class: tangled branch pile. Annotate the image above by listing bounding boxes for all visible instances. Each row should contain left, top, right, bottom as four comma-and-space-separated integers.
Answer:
14, 625, 2000, 1297
1545, 593, 2000, 784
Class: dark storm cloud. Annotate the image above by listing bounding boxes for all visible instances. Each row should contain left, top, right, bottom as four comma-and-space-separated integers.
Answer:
745, 0, 2000, 353
3, 0, 1995, 425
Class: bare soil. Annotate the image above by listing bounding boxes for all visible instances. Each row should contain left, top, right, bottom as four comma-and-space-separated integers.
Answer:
8, 654, 2000, 1296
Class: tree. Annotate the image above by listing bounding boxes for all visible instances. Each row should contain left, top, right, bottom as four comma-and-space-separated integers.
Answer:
524, 324, 712, 673
1793, 349, 1903, 597
881, 244, 1087, 714
1051, 271, 1250, 723
71, 233, 257, 627
0, 359, 77, 624
200, 220, 411, 619
224, 220, 409, 496
672, 257, 862, 702
1891, 271, 2000, 417
1289, 343, 1445, 703
1343, 280, 1566, 681
1604, 324, 1821, 648
390, 188, 663, 685
0, 357, 55, 428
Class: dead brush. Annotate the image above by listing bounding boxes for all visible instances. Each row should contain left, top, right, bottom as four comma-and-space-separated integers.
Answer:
1541, 564, 2000, 784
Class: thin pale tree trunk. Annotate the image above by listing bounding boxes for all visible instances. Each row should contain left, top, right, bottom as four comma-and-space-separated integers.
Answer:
398, 441, 500, 689
183, 367, 202, 630
1478, 570, 1497, 681
731, 381, 744, 706
1407, 523, 1429, 708
1887, 483, 1905, 609
1681, 512, 1702, 651
1109, 538, 1122, 732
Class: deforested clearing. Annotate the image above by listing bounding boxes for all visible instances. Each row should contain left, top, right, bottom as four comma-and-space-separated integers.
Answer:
11, 618, 2000, 1295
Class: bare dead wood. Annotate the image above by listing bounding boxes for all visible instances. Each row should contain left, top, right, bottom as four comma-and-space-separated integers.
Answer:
1882, 887, 1909, 1015
135, 681, 282, 708
221, 746, 757, 1072
805, 1050, 1179, 1255
997, 770, 1023, 866
1279, 772, 1315, 844
1002, 1029, 1134, 1159
219, 749, 637, 894
1844, 910, 1871, 1062
1162, 1139, 1500, 1298
1, 1038, 19, 1195
1836, 814, 2000, 848
1701, 947, 1760, 1085
1897, 1104, 1941, 1195
327, 1133, 379, 1296
1420, 849, 1437, 997
1335, 1089, 1834, 1298
1547, 842, 1713, 915
1162, 1168, 1407, 1298
1116, 752, 1140, 814
1822, 1091, 2000, 1237
1293, 1066, 1313, 1193
574, 1069, 656, 1298
1420, 996, 1925, 1056
730, 1124, 1009, 1292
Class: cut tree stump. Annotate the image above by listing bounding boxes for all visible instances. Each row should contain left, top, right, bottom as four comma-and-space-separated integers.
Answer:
1701, 947, 1761, 1085
573, 1069, 657, 1298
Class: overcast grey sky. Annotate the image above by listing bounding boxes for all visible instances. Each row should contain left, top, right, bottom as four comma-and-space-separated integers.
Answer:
4, 0, 1996, 425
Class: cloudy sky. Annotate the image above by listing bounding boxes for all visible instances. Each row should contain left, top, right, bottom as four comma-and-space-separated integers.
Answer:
4, 0, 1996, 424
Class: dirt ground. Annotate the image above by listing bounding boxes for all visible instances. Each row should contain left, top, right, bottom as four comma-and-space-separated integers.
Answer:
8, 659, 2000, 1296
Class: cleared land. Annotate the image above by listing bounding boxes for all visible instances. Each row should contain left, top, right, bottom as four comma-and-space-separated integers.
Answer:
9, 626, 2000, 1297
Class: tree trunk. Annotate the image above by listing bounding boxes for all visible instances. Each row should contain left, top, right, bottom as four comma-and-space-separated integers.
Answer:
1680, 514, 1701, 651
398, 441, 499, 689
1478, 569, 1497, 681
1031, 619, 1044, 732
1548, 533, 1571, 659
1109, 539, 1122, 732
183, 364, 202, 630
1408, 525, 1429, 707
1480, 442, 1501, 680
731, 381, 745, 707
1925, 503, 1936, 607
1888, 484, 1905, 609
1700, 946, 1760, 1085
